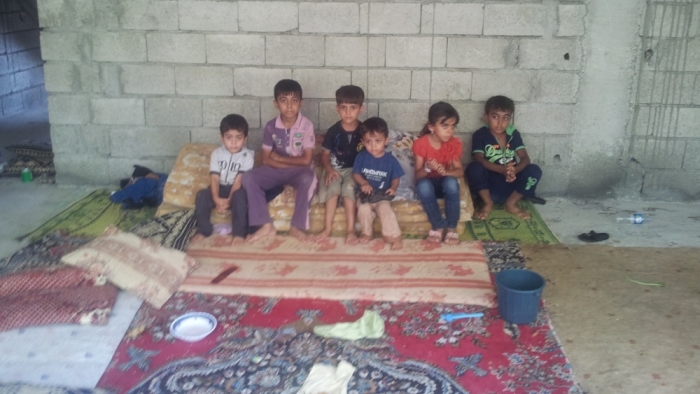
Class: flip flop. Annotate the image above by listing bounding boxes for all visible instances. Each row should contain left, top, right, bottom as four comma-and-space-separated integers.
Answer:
443, 231, 460, 245
578, 230, 609, 243
527, 196, 547, 205
426, 230, 443, 244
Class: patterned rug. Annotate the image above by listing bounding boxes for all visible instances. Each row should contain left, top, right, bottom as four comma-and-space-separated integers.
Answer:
0, 232, 91, 277
463, 200, 559, 244
97, 294, 580, 393
21, 190, 157, 242
183, 236, 496, 307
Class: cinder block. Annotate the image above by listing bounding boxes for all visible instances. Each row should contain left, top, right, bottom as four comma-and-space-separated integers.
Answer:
521, 134, 544, 163
92, 98, 145, 125
48, 95, 90, 124
121, 65, 175, 95
385, 36, 433, 68
54, 154, 109, 185
11, 69, 31, 91
433, 3, 484, 35
147, 33, 205, 64
191, 127, 222, 145
325, 37, 367, 67
632, 106, 678, 136
146, 98, 202, 127
12, 49, 43, 72
299, 2, 359, 33
319, 101, 340, 131
543, 136, 572, 167
411, 70, 430, 100
431, 71, 472, 101
421, 4, 433, 34
238, 1, 298, 32
367, 70, 411, 100
433, 37, 447, 68
683, 141, 700, 169
351, 70, 367, 94
266, 36, 324, 66
630, 137, 685, 169
0, 75, 12, 96
293, 69, 351, 99
0, 35, 5, 55
557, 5, 586, 37
514, 104, 574, 135
647, 4, 700, 38
43, 63, 77, 92
51, 125, 110, 155
24, 86, 47, 110
535, 167, 569, 194
536, 72, 579, 104
120, 0, 178, 30
92, 32, 147, 62
472, 72, 535, 102
7, 30, 40, 53
206, 35, 265, 65
234, 68, 291, 97
108, 158, 165, 180
5, 9, 37, 32
695, 75, 700, 105
203, 99, 260, 128
519, 39, 582, 71
484, 4, 545, 37
360, 3, 368, 34
1, 92, 23, 116
179, 1, 238, 32
40, 32, 83, 61
368, 37, 385, 67
38, 0, 94, 28
677, 108, 700, 138
175, 66, 233, 96
0, 55, 9, 75
447, 38, 509, 69
449, 102, 483, 133
98, 63, 120, 96
379, 102, 430, 133
369, 3, 421, 34
637, 71, 694, 105
110, 127, 191, 157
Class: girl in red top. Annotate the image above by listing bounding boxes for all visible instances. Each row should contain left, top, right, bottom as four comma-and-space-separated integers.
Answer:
412, 102, 463, 244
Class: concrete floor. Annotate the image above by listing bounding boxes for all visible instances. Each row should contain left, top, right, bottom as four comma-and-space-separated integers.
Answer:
1, 109, 700, 392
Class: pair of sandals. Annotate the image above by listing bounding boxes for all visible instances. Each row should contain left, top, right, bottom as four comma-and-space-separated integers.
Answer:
357, 190, 396, 204
427, 229, 459, 245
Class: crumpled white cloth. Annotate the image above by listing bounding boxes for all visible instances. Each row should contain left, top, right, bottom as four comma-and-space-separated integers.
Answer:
296, 360, 356, 394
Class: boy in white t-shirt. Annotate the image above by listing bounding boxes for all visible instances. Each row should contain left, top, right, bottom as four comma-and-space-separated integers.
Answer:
193, 114, 255, 245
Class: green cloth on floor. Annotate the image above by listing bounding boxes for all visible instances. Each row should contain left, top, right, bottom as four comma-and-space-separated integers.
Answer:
22, 189, 157, 241
313, 310, 385, 340
462, 200, 559, 244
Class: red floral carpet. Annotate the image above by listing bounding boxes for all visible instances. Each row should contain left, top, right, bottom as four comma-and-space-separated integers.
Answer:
97, 291, 581, 393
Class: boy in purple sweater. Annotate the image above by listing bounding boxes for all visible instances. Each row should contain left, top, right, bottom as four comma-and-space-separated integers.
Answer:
242, 80, 317, 242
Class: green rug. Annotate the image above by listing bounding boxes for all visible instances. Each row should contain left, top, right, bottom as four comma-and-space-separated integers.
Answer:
462, 200, 559, 244
22, 189, 157, 241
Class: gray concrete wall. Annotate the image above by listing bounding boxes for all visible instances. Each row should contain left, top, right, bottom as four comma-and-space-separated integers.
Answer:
36, 0, 700, 200
0, 0, 47, 118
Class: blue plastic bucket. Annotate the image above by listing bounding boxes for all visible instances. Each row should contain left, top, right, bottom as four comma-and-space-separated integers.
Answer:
496, 270, 545, 324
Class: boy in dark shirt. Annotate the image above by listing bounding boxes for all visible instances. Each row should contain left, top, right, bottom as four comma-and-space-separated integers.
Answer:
315, 85, 365, 244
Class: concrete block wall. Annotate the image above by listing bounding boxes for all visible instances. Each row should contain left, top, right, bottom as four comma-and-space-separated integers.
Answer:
625, 0, 700, 199
39, 0, 585, 192
0, 0, 47, 118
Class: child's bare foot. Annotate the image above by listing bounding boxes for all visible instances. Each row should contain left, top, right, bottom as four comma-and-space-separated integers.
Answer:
358, 234, 372, 244
289, 226, 310, 242
312, 229, 331, 242
474, 202, 493, 220
504, 203, 530, 219
246, 223, 276, 243
426, 229, 443, 243
232, 236, 245, 246
190, 233, 206, 244
390, 239, 403, 251
345, 232, 358, 245
443, 230, 460, 245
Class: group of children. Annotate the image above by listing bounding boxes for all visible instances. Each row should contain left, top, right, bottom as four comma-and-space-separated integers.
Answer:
193, 79, 542, 250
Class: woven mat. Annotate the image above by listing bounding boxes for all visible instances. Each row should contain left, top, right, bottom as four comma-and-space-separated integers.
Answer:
463, 200, 559, 244
183, 236, 496, 307
21, 190, 157, 242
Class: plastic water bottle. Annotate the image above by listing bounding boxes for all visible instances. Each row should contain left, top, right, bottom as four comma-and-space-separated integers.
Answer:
617, 213, 645, 224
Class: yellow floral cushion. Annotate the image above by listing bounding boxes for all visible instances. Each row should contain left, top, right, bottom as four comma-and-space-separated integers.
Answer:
61, 227, 199, 309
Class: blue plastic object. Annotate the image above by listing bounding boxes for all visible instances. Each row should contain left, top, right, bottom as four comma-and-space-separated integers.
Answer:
440, 312, 484, 322
495, 270, 545, 324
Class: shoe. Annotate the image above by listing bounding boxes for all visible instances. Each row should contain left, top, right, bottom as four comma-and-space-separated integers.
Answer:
578, 230, 609, 243
527, 195, 547, 205
368, 191, 395, 204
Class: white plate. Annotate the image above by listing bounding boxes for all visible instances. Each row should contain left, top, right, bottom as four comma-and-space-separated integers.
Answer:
169, 312, 217, 342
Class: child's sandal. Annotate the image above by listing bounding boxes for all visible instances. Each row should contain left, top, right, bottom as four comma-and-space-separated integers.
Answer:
426, 230, 443, 244
444, 232, 460, 245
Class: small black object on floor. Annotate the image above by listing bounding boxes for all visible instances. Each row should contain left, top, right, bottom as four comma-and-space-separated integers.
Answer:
527, 195, 547, 205
578, 230, 610, 243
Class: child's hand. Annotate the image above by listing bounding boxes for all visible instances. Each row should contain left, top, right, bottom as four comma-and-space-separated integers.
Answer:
385, 188, 396, 196
505, 163, 516, 183
360, 183, 373, 195
426, 159, 440, 171
270, 152, 280, 161
325, 169, 340, 185
214, 197, 230, 212
435, 164, 446, 176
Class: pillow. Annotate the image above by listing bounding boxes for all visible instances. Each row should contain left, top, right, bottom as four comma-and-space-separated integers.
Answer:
61, 226, 199, 308
1, 155, 55, 177
5, 140, 54, 160
386, 129, 417, 201
161, 143, 217, 212
129, 209, 197, 251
